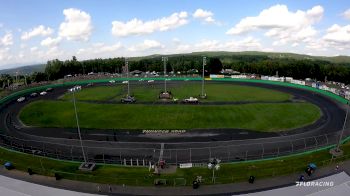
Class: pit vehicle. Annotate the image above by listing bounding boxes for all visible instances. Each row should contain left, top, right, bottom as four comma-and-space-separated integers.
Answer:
121, 95, 136, 103
17, 97, 25, 102
183, 97, 199, 104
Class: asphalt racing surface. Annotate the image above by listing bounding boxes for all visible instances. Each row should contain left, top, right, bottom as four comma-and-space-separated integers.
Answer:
0, 80, 348, 164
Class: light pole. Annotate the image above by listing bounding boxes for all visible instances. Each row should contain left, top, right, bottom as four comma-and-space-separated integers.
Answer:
162, 57, 168, 92
208, 158, 220, 184
336, 101, 349, 151
201, 57, 206, 98
70, 86, 87, 163
125, 58, 130, 96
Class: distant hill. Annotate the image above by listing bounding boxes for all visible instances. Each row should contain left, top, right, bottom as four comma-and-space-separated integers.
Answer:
130, 51, 350, 64
1, 51, 350, 75
0, 64, 45, 75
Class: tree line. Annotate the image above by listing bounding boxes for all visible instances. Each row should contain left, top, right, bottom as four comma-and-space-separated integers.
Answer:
1, 53, 350, 89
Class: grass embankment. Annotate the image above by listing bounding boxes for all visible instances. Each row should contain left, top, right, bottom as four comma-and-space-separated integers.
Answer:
20, 101, 320, 131
61, 86, 123, 101
60, 83, 292, 102
1, 142, 350, 186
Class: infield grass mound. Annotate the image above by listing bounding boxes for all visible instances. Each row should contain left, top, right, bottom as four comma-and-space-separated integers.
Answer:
20, 100, 321, 132
60, 83, 292, 102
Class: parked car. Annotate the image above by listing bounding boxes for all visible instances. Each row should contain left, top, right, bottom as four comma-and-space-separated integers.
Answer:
46, 88, 53, 92
147, 80, 155, 83
30, 92, 38, 97
122, 81, 129, 84
109, 80, 116, 83
40, 91, 47, 96
121, 96, 136, 103
17, 97, 26, 102
183, 97, 199, 104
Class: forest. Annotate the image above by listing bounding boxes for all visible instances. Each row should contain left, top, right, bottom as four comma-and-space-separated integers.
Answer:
1, 52, 350, 88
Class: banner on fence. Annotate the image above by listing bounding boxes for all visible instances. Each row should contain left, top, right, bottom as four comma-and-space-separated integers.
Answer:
179, 163, 193, 168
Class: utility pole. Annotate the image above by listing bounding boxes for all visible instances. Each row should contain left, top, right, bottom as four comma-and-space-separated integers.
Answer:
330, 101, 349, 157
201, 57, 206, 98
71, 87, 87, 163
336, 101, 349, 151
162, 57, 168, 92
24, 75, 27, 86
125, 58, 130, 96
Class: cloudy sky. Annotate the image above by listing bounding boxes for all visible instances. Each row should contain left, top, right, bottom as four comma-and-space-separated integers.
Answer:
0, 0, 350, 69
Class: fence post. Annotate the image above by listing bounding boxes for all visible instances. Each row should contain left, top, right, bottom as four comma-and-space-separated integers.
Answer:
261, 143, 265, 159
227, 146, 230, 162
314, 136, 318, 147
175, 149, 178, 165
209, 147, 212, 159
70, 145, 73, 161
119, 149, 122, 164
189, 148, 192, 163
103, 151, 105, 164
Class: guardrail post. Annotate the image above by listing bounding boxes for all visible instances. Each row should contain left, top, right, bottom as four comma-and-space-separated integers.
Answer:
189, 148, 192, 163
136, 159, 139, 166
261, 143, 265, 159
130, 158, 133, 166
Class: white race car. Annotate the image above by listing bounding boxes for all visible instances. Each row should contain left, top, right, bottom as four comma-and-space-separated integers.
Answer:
182, 97, 199, 103
17, 97, 26, 102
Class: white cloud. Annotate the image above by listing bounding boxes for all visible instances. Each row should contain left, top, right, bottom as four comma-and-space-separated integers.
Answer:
59, 8, 93, 41
323, 24, 350, 48
0, 47, 11, 61
21, 25, 53, 40
174, 37, 262, 53
76, 42, 123, 60
128, 40, 164, 51
46, 46, 64, 57
0, 32, 13, 46
225, 37, 262, 50
41, 37, 62, 47
342, 9, 350, 20
30, 47, 38, 52
111, 11, 188, 37
193, 9, 215, 23
226, 5, 323, 45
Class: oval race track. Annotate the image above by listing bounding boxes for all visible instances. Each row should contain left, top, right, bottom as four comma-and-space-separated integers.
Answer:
0, 79, 349, 164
